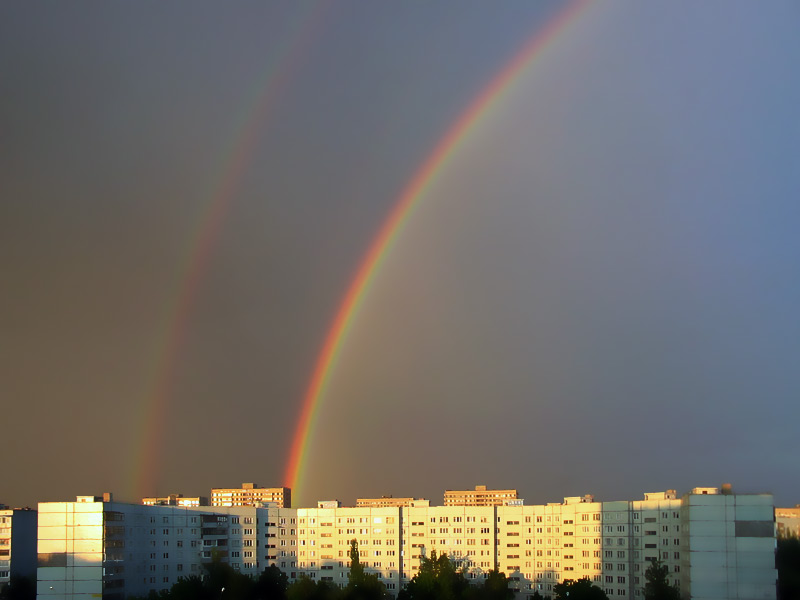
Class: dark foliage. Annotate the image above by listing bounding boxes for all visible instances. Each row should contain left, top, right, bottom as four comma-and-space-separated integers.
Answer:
0, 576, 36, 600
397, 551, 512, 600
342, 539, 388, 600
643, 558, 680, 600
778, 537, 800, 600
129, 559, 287, 600
129, 547, 510, 600
553, 577, 609, 600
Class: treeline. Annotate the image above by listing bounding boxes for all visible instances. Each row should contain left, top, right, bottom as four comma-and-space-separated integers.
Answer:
130, 553, 694, 600
130, 542, 516, 600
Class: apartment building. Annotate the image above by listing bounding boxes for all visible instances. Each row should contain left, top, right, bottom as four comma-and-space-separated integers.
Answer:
141, 494, 208, 507
37, 486, 777, 600
0, 506, 37, 586
211, 483, 291, 508
357, 497, 430, 508
775, 505, 800, 538
37, 494, 282, 600
444, 485, 519, 507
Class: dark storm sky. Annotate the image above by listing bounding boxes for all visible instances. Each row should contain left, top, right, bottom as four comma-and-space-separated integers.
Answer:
2, 1, 799, 509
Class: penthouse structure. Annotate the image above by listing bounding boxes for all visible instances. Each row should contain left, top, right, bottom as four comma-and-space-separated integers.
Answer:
211, 483, 291, 508
0, 506, 37, 587
444, 485, 519, 507
37, 485, 777, 600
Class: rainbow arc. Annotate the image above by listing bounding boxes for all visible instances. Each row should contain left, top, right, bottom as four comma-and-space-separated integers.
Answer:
284, 0, 593, 503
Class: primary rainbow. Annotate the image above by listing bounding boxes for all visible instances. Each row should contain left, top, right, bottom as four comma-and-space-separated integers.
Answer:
284, 0, 593, 502
126, 3, 326, 500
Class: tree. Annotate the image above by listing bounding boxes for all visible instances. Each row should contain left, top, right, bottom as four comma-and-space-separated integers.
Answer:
397, 551, 512, 600
553, 577, 608, 600
203, 558, 256, 600
398, 550, 470, 600
643, 558, 680, 600
288, 575, 340, 600
0, 576, 36, 600
168, 576, 208, 600
254, 564, 289, 600
479, 570, 514, 600
777, 537, 800, 600
343, 539, 386, 600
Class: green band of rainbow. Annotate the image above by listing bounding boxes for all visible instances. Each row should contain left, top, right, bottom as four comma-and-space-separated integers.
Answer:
284, 0, 593, 503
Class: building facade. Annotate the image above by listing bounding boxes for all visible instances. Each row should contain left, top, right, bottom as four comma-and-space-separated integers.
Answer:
37, 486, 777, 600
444, 485, 519, 507
211, 483, 291, 508
775, 505, 800, 538
0, 507, 37, 586
37, 495, 279, 600
356, 497, 430, 508
142, 494, 208, 507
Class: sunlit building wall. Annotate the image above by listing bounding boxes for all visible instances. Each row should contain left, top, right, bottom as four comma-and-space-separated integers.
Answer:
211, 483, 291, 508
444, 485, 518, 507
0, 507, 37, 585
775, 505, 800, 538
141, 494, 208, 507
356, 497, 430, 508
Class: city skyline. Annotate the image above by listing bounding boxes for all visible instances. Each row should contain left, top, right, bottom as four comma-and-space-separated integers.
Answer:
3, 2, 800, 510
33, 484, 779, 600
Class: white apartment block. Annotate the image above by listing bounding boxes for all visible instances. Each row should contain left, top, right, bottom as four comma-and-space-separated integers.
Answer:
0, 506, 37, 586
37, 486, 777, 600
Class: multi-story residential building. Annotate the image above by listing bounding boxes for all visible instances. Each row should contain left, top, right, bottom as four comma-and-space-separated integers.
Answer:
211, 483, 291, 508
444, 485, 518, 507
142, 494, 208, 507
37, 493, 281, 600
0, 506, 37, 587
775, 505, 800, 538
357, 497, 430, 508
37, 485, 777, 600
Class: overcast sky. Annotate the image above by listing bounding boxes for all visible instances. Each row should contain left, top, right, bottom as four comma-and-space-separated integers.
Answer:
2, 1, 799, 509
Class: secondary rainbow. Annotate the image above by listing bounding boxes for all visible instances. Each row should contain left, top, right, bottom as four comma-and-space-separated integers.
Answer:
126, 3, 326, 500
284, 0, 594, 501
